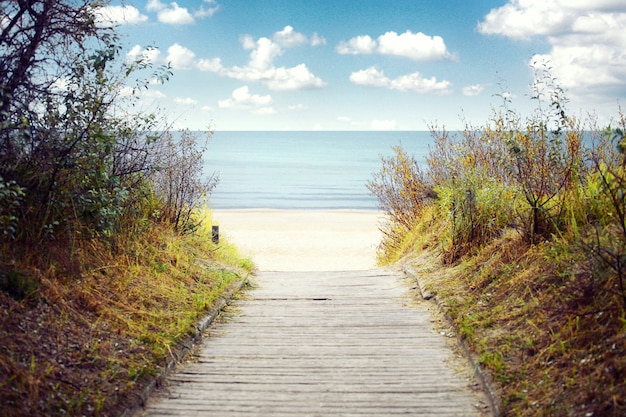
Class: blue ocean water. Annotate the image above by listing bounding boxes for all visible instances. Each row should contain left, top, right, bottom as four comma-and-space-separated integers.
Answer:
203, 131, 433, 210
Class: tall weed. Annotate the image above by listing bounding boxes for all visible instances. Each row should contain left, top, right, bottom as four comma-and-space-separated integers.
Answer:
581, 112, 626, 307
367, 145, 434, 251
436, 178, 519, 263
151, 130, 218, 234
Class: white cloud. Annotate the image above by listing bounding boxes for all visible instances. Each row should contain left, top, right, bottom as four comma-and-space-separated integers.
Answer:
252, 107, 276, 115
118, 86, 136, 98
218, 27, 326, 90
126, 45, 144, 60
127, 43, 201, 72
272, 26, 326, 47
478, 1, 570, 39
167, 44, 196, 69
146, 0, 164, 12
478, 0, 626, 39
248, 37, 283, 70
197, 57, 223, 72
51, 77, 70, 94
310, 33, 327, 46
263, 64, 326, 91
132, 26, 326, 91
273, 25, 308, 48
147, 0, 195, 25
218, 86, 273, 111
350, 67, 451, 94
174, 97, 198, 105
378, 31, 451, 61
336, 30, 452, 61
195, 0, 220, 18
126, 45, 162, 65
463, 84, 486, 96
143, 89, 167, 99
478, 1, 626, 102
240, 35, 257, 50
95, 5, 148, 26
159, 3, 194, 24
1, 15, 9, 30
336, 35, 377, 55
121, 87, 166, 101
349, 67, 390, 87
371, 119, 397, 130
390, 73, 451, 93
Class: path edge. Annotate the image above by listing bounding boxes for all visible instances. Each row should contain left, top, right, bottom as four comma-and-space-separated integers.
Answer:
120, 273, 250, 417
404, 266, 502, 417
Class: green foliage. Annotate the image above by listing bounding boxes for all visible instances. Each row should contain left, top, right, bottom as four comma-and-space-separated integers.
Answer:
436, 177, 518, 263
0, 0, 219, 321
370, 65, 625, 307
367, 145, 434, 253
502, 119, 585, 243
1, 1, 118, 240
0, 0, 209, 247
579, 113, 626, 307
0, 175, 24, 240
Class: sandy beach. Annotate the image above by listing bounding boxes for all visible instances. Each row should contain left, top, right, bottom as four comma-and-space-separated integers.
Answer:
212, 209, 385, 271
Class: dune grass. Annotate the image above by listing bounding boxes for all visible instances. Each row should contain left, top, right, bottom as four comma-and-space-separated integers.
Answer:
0, 208, 253, 417
370, 94, 626, 415
396, 222, 626, 416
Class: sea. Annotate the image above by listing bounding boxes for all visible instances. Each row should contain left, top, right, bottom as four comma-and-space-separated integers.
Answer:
204, 131, 433, 210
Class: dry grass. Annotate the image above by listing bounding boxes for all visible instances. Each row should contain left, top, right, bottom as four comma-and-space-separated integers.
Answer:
0, 218, 253, 417
397, 222, 626, 417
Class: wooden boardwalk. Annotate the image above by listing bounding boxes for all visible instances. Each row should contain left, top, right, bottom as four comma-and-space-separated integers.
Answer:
138, 270, 489, 416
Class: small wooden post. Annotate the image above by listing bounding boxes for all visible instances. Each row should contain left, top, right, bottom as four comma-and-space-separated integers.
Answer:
212, 225, 219, 244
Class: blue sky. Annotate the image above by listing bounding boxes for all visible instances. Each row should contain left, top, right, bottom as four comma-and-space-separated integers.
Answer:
99, 0, 626, 130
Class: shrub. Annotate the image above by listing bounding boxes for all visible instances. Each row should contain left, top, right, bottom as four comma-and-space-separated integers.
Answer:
0, 1, 177, 243
436, 177, 519, 263
426, 123, 519, 261
371, 65, 590, 261
427, 123, 514, 188
581, 112, 626, 307
151, 130, 219, 234
367, 145, 434, 251
0, 176, 24, 241
501, 64, 587, 243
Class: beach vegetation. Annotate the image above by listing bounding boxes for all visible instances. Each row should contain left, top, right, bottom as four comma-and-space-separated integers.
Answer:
0, 1, 252, 416
369, 63, 626, 416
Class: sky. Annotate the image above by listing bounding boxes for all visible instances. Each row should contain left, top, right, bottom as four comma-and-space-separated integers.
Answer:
97, 0, 626, 131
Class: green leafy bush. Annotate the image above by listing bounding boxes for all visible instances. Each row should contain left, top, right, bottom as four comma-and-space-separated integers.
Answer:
0, 1, 217, 295
0, 176, 24, 240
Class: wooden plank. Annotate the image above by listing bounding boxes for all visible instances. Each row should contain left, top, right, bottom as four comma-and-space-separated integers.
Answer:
137, 270, 491, 417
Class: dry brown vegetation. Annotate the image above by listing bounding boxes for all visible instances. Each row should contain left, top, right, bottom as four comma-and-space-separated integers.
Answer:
0, 215, 252, 417
369, 72, 626, 416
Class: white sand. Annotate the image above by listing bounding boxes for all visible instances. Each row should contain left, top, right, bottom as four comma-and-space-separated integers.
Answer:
212, 209, 385, 271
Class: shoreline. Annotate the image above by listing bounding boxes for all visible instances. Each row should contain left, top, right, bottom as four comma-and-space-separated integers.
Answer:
211, 209, 385, 272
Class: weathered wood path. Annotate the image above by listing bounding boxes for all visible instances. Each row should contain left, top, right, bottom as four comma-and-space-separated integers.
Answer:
139, 270, 489, 416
